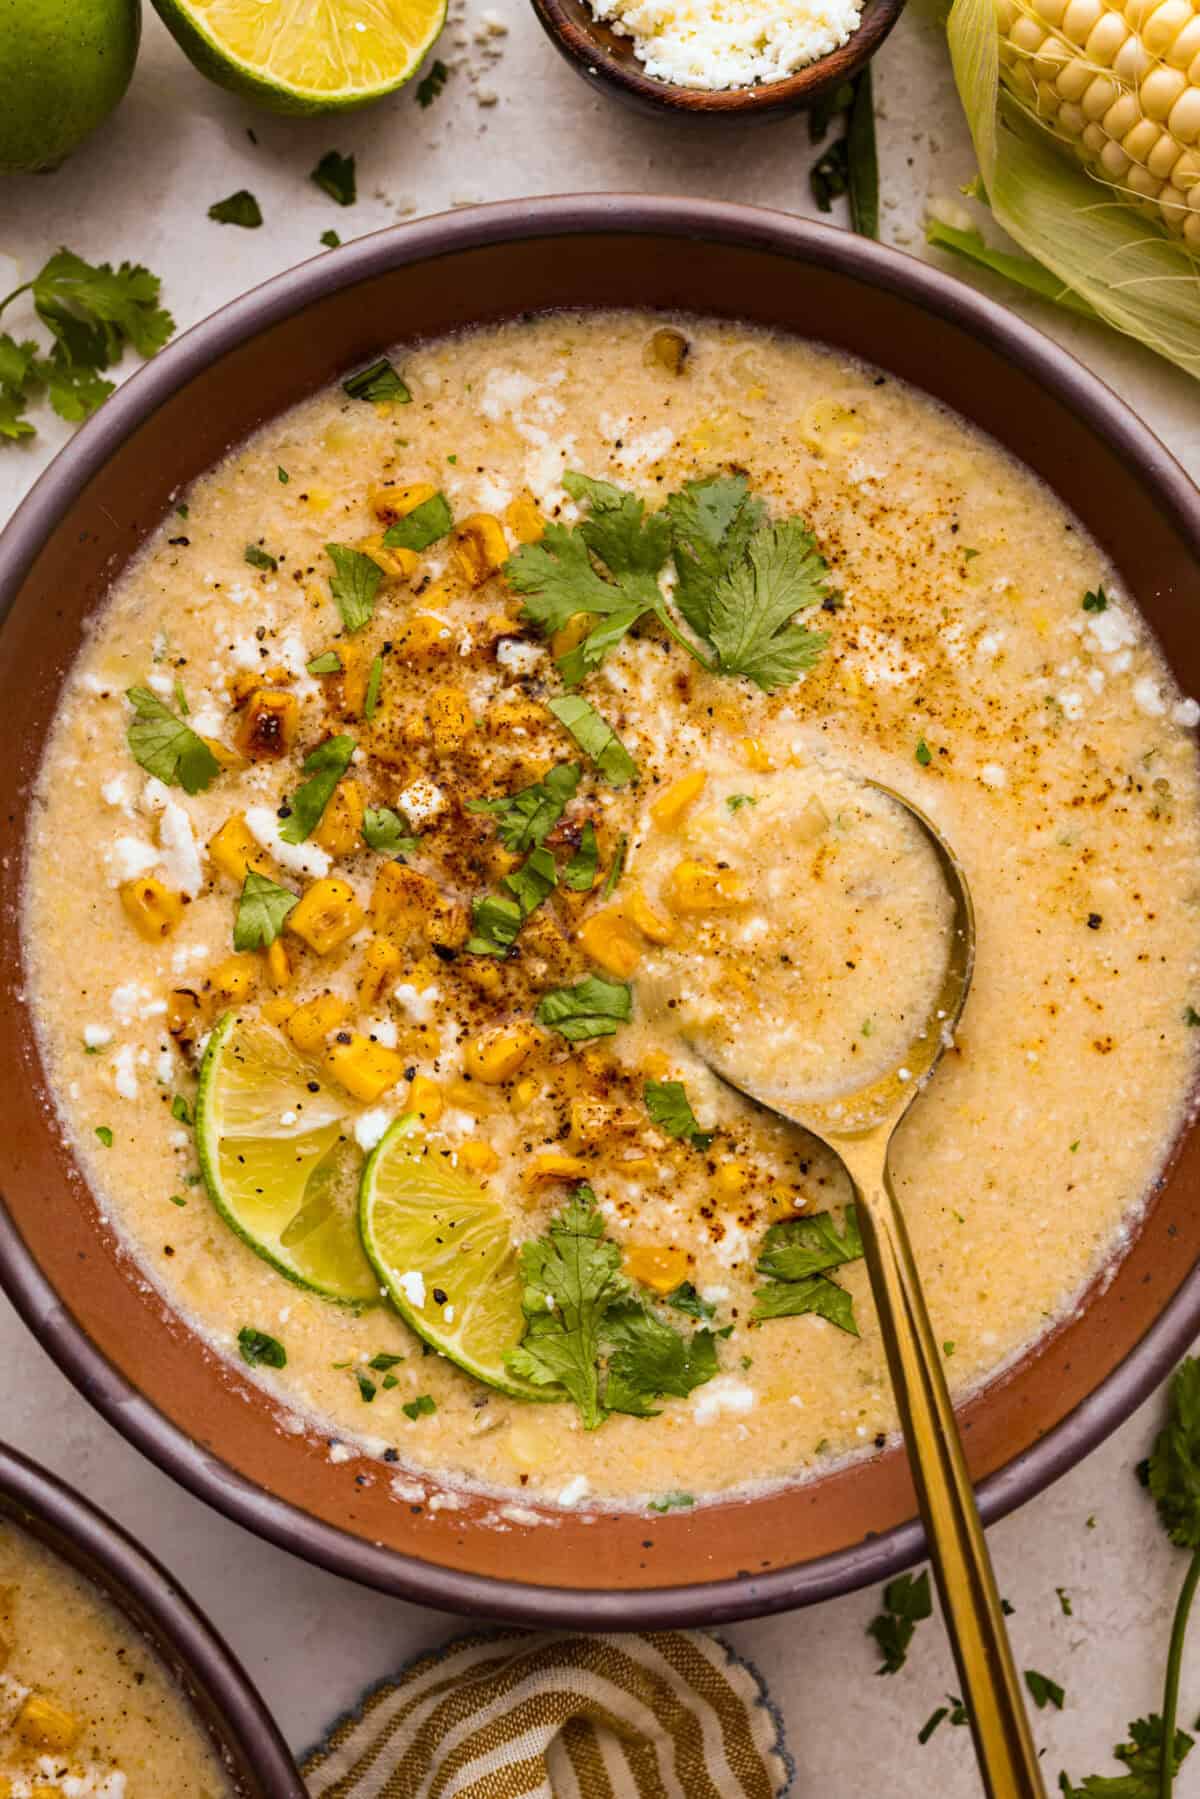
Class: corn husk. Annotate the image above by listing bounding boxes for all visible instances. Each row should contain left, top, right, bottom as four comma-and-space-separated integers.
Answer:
947, 0, 1200, 379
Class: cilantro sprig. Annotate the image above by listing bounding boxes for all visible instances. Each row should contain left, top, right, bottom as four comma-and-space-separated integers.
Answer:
1, 249, 173, 442
506, 1189, 719, 1429
751, 1207, 864, 1335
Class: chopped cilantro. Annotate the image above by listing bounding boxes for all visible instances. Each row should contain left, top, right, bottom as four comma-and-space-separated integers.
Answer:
417, 58, 449, 106
277, 465, 290, 484
726, 793, 757, 812
326, 543, 384, 633
647, 1491, 695, 1512
752, 1207, 864, 1335
467, 845, 558, 956
562, 822, 599, 891
547, 695, 638, 787
602, 833, 629, 899
644, 1079, 713, 1148
233, 869, 298, 952
95, 1125, 113, 1148
307, 650, 343, 675
208, 190, 263, 228
342, 358, 411, 404
244, 542, 277, 572
368, 1353, 405, 1372
916, 738, 932, 766
1060, 1715, 1194, 1797
467, 763, 580, 852
362, 806, 420, 856
1057, 1586, 1073, 1616
536, 973, 632, 1041
403, 1394, 437, 1420
356, 1372, 377, 1403
1186, 1006, 1200, 1027
1083, 586, 1109, 613
125, 686, 220, 794
320, 230, 341, 249
382, 491, 453, 552
665, 1282, 715, 1321
169, 1194, 187, 1207
867, 1568, 932, 1674
1025, 1670, 1065, 1711
603, 1298, 719, 1417
962, 546, 981, 561
918, 1698, 969, 1743
943, 1340, 955, 1357
173, 677, 189, 716
310, 150, 356, 206
237, 1326, 286, 1369
279, 735, 356, 843
382, 1373, 399, 1389
170, 1094, 193, 1126
364, 654, 384, 720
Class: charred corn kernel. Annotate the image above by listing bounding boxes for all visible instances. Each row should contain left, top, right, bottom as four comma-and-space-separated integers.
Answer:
667, 859, 747, 912
335, 640, 369, 715
459, 1140, 500, 1174
265, 938, 292, 989
288, 877, 364, 955
358, 532, 418, 581
646, 326, 690, 374
623, 1243, 690, 1294
210, 954, 260, 1004
427, 684, 474, 752
642, 1049, 672, 1081
359, 935, 402, 1007
261, 995, 296, 1027
324, 1033, 405, 1102
167, 988, 203, 1040
513, 1077, 539, 1108
228, 666, 291, 707
408, 1074, 444, 1122
465, 1023, 541, 1084
461, 957, 503, 997
314, 778, 365, 858
120, 877, 184, 940
235, 689, 299, 761
372, 863, 444, 935
740, 736, 775, 772
454, 513, 509, 586
487, 697, 549, 735
651, 770, 707, 828
578, 907, 643, 978
15, 1695, 81, 1753
523, 1150, 589, 1187
369, 480, 437, 526
286, 993, 349, 1053
714, 1160, 751, 1199
996, 0, 1200, 244
396, 612, 453, 662
505, 491, 545, 544
625, 887, 677, 944
566, 1098, 613, 1150
550, 612, 596, 659
209, 813, 273, 884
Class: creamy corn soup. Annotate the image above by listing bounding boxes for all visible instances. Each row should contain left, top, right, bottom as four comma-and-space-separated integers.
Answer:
22, 311, 1200, 1513
0, 1523, 230, 1794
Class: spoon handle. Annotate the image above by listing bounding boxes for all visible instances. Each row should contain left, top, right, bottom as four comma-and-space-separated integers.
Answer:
847, 1141, 1046, 1799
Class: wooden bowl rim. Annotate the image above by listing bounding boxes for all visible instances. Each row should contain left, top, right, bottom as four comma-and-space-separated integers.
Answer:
2, 194, 1199, 1626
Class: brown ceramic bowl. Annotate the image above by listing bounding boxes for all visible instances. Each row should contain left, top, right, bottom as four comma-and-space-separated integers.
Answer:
529, 0, 904, 118
0, 1441, 302, 1795
1, 196, 1198, 1629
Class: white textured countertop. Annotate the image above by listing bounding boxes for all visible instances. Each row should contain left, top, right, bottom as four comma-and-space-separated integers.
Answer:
1, 5, 1198, 1792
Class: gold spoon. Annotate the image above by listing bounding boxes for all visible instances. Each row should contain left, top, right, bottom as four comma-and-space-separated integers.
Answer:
701, 780, 1045, 1799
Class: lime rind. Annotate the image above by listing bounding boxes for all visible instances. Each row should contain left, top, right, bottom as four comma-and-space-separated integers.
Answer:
196, 1012, 380, 1305
360, 1116, 550, 1402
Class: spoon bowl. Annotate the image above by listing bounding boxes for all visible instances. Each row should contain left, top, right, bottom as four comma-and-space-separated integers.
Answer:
702, 778, 1045, 1799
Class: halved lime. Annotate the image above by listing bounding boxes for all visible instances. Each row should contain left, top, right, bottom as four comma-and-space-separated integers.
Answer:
196, 1013, 379, 1305
151, 0, 447, 115
360, 1117, 547, 1399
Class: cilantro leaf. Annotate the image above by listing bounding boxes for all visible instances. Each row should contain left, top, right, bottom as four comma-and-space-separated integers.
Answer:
362, 807, 419, 855
0, 335, 38, 439
506, 520, 627, 636
238, 1326, 287, 1369
648, 1491, 695, 1512
234, 870, 298, 952
39, 346, 114, 422
467, 763, 580, 852
342, 358, 411, 404
1059, 1715, 1194, 1797
382, 492, 453, 552
403, 1393, 437, 1419
602, 1299, 719, 1416
867, 1569, 932, 1674
666, 473, 767, 639
752, 1273, 859, 1334
244, 543, 277, 572
665, 1282, 715, 1321
706, 519, 831, 691
1025, 1670, 1065, 1711
1083, 586, 1109, 613
536, 973, 632, 1041
30, 251, 173, 362
208, 191, 263, 229
1146, 1357, 1200, 1548
279, 735, 356, 843
326, 543, 383, 633
602, 833, 628, 899
308, 650, 343, 675
644, 1079, 713, 1148
467, 845, 558, 956
506, 1188, 628, 1429
311, 150, 356, 206
125, 686, 220, 793
562, 822, 599, 891
417, 58, 449, 106
757, 1207, 863, 1281
547, 696, 638, 787
321, 230, 341, 249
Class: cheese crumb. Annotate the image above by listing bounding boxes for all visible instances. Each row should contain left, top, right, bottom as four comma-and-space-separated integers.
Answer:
583, 0, 863, 90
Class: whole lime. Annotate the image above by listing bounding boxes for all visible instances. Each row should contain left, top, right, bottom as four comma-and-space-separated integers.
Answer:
0, 0, 141, 174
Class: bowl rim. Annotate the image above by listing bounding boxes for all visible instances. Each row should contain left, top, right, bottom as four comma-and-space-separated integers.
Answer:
526, 0, 905, 117
0, 1439, 303, 1795
2, 193, 1198, 1628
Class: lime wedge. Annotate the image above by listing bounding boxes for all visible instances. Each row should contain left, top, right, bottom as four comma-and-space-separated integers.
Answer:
360, 1117, 547, 1399
150, 0, 447, 114
196, 1013, 379, 1305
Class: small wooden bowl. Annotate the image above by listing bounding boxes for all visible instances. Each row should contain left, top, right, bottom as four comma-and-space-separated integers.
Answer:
528, 0, 906, 119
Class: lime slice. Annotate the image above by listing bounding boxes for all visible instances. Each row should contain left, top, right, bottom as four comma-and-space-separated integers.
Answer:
196, 1013, 379, 1305
150, 0, 446, 115
360, 1117, 547, 1400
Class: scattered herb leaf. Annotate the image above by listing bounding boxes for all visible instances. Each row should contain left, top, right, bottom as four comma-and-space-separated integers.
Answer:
536, 973, 632, 1042
417, 58, 449, 107
310, 150, 356, 207
644, 1079, 713, 1148
326, 542, 384, 633
467, 763, 580, 852
362, 806, 420, 856
125, 686, 220, 794
403, 1393, 437, 1420
233, 869, 298, 952
237, 1326, 287, 1369
547, 695, 638, 787
244, 543, 277, 572
279, 735, 356, 843
868, 1568, 932, 1674
208, 190, 263, 229
382, 491, 453, 552
342, 358, 411, 405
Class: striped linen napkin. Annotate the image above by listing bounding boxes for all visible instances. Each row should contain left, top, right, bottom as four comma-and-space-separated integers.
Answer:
302, 1628, 791, 1798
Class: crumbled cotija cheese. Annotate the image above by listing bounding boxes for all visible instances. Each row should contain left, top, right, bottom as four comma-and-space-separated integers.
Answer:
584, 0, 862, 89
